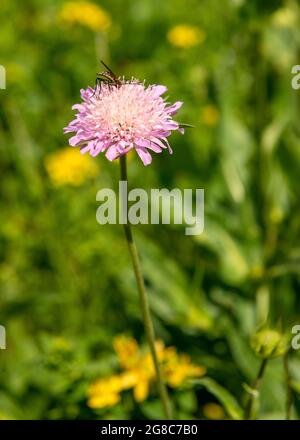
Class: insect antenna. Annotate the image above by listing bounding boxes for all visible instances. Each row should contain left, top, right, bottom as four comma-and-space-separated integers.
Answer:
100, 60, 115, 75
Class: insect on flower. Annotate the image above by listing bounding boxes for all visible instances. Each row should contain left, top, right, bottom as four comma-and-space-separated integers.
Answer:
93, 61, 122, 95
65, 62, 188, 165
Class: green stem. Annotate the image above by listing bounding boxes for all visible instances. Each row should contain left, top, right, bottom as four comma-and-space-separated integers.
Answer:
119, 155, 171, 420
244, 358, 268, 420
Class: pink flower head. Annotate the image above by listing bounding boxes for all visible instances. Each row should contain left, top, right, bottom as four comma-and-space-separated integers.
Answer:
64, 79, 183, 166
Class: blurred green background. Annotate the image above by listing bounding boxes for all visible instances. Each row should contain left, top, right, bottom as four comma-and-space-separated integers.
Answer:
1, 0, 300, 420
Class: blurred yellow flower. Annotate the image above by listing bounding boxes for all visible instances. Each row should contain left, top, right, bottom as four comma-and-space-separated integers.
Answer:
113, 334, 139, 369
52, 337, 71, 351
201, 105, 220, 126
87, 376, 121, 408
163, 347, 206, 388
249, 264, 264, 279
133, 379, 149, 402
59, 1, 111, 32
269, 206, 284, 224
167, 25, 205, 48
203, 402, 225, 420
45, 148, 98, 186
271, 7, 296, 28
87, 336, 206, 409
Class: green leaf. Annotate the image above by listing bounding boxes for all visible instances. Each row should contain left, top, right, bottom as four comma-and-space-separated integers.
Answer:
194, 220, 249, 285
192, 377, 243, 420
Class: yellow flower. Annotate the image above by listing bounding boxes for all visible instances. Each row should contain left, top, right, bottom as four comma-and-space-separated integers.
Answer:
113, 335, 139, 369
203, 403, 225, 420
133, 380, 149, 402
163, 353, 206, 388
88, 391, 120, 409
167, 25, 205, 48
52, 337, 71, 351
269, 206, 284, 224
45, 147, 98, 187
87, 336, 206, 409
87, 375, 122, 396
201, 105, 220, 126
87, 374, 124, 409
249, 264, 264, 279
119, 371, 137, 390
59, 1, 111, 32
271, 7, 296, 28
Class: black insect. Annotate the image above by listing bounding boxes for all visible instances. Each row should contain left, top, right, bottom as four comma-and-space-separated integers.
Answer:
92, 61, 121, 96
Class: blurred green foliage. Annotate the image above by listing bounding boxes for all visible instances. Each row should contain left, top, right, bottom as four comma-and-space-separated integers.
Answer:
0, 0, 300, 420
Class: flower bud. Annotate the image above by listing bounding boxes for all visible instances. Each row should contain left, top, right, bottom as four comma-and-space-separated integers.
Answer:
251, 329, 288, 359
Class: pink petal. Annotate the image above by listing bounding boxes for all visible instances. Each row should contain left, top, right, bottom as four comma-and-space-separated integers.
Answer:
80, 144, 90, 154
146, 143, 162, 153
166, 101, 183, 115
64, 125, 76, 133
80, 87, 94, 101
135, 139, 150, 148
72, 104, 85, 111
136, 148, 152, 166
151, 85, 167, 97
105, 145, 120, 161
150, 137, 168, 150
117, 140, 129, 152
136, 139, 162, 153
161, 137, 173, 154
69, 134, 84, 146
163, 121, 179, 130
90, 141, 102, 157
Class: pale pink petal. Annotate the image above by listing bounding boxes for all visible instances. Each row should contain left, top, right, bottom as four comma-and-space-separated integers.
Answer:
69, 134, 84, 146
105, 145, 120, 161
151, 85, 168, 97
80, 144, 90, 154
135, 139, 150, 148
161, 137, 173, 154
136, 148, 152, 166
80, 87, 94, 101
146, 143, 162, 153
166, 101, 183, 115
150, 137, 168, 150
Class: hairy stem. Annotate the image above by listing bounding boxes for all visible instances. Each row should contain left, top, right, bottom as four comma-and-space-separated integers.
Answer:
119, 155, 171, 419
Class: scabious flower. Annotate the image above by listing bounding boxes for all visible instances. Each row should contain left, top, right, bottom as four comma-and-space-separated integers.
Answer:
167, 25, 205, 48
64, 80, 183, 166
87, 335, 206, 409
59, 1, 111, 32
45, 147, 98, 186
